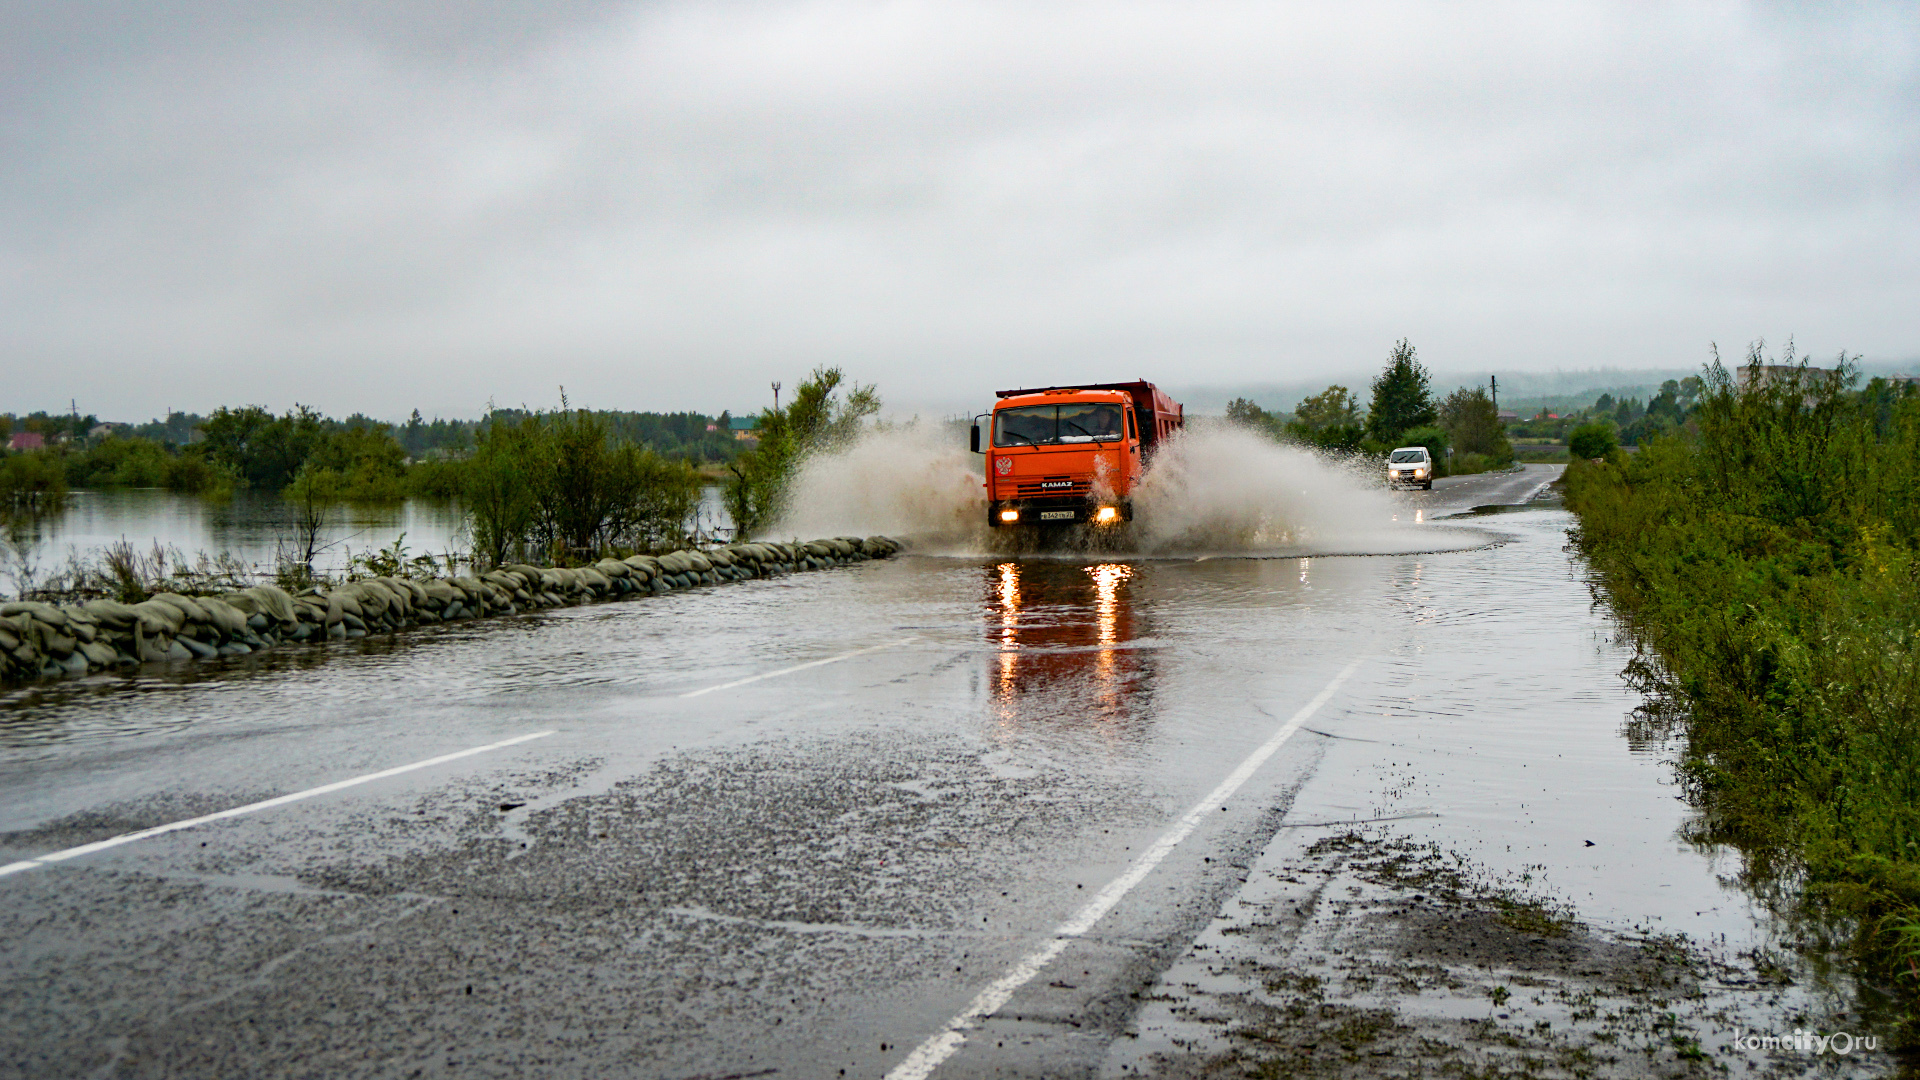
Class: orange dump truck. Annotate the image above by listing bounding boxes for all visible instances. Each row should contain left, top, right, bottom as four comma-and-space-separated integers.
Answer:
970, 381, 1185, 528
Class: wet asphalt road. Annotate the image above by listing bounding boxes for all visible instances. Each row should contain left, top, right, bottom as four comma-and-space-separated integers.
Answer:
0, 464, 1672, 1080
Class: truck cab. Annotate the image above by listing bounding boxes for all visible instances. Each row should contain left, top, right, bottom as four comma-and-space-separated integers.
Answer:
972, 381, 1183, 528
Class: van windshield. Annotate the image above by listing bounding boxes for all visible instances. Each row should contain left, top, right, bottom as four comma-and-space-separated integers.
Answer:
994, 404, 1124, 447
1389, 449, 1427, 463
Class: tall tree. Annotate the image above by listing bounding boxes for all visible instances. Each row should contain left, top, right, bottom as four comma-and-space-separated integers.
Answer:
1438, 386, 1511, 460
1223, 397, 1271, 429
1283, 385, 1365, 452
1367, 340, 1435, 446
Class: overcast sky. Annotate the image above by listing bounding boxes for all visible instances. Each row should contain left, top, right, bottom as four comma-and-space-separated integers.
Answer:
2, 1, 1916, 421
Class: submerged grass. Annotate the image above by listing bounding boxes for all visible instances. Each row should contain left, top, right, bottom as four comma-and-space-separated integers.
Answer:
1564, 343, 1920, 1038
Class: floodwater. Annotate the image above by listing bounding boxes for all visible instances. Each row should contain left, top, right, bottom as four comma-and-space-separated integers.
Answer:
2, 485, 735, 586
0, 464, 1887, 1076
3, 488, 468, 579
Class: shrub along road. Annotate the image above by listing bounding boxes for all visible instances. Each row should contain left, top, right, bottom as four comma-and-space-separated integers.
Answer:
0, 465, 1885, 1077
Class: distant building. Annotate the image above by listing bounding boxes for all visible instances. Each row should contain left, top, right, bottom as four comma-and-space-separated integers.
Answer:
1496, 410, 1518, 423
729, 416, 759, 441
88, 422, 125, 440
7, 432, 45, 452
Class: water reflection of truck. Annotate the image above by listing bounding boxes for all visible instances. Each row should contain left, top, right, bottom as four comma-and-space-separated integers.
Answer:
970, 381, 1185, 528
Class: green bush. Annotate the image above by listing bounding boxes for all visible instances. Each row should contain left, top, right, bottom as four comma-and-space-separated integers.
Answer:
404, 457, 467, 499
1567, 421, 1618, 460
462, 404, 706, 566
1565, 348, 1920, 1030
1396, 425, 1451, 477
724, 367, 878, 537
0, 450, 68, 512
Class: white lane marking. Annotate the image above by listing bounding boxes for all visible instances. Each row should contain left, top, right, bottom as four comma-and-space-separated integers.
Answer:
678, 640, 911, 699
0, 730, 556, 879
885, 654, 1368, 1080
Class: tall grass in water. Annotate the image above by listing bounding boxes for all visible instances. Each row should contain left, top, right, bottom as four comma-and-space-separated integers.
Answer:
1565, 344, 1920, 1032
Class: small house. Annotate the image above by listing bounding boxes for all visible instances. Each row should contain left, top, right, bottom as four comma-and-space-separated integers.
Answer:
7, 432, 46, 452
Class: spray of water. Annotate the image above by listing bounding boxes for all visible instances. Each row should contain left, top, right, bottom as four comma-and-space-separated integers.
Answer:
775, 423, 992, 552
770, 421, 1478, 558
1129, 423, 1402, 554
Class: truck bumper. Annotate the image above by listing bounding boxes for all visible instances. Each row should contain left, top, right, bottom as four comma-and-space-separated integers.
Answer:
987, 498, 1133, 528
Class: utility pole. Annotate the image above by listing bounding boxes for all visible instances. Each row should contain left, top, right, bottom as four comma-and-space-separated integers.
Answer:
771, 381, 782, 412
1490, 375, 1498, 413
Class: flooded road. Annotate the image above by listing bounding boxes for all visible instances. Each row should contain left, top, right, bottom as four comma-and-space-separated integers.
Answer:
0, 465, 1877, 1077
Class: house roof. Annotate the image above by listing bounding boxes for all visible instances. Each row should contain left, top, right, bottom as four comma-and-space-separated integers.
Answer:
7, 432, 46, 451
728, 416, 758, 430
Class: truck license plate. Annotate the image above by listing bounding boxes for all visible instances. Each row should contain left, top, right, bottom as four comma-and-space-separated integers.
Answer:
1039, 510, 1076, 521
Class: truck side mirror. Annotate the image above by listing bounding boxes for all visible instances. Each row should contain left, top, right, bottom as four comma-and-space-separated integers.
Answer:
970, 424, 981, 453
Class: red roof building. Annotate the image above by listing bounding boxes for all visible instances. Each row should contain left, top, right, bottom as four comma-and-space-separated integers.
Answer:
7, 432, 45, 452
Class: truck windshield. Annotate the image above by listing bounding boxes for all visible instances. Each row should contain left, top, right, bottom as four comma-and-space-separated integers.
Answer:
994, 404, 1124, 447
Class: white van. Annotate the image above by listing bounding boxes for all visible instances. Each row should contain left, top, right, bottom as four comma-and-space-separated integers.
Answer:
1387, 446, 1433, 489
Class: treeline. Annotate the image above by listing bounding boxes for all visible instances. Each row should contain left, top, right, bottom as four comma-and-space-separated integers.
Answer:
0, 404, 748, 508
1509, 377, 1706, 449
1223, 340, 1514, 476
1565, 344, 1920, 1033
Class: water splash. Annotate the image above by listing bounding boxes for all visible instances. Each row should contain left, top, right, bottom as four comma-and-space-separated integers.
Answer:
774, 424, 991, 551
770, 422, 1481, 558
1129, 425, 1403, 555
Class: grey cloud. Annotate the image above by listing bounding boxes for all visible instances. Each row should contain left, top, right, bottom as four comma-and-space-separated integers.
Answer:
2, 1, 1916, 420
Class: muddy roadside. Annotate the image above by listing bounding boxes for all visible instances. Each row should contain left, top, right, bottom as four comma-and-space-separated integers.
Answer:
1106, 826, 1896, 1078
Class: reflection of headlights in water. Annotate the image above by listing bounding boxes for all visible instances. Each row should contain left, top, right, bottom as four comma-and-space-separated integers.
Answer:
996, 562, 1020, 646
994, 562, 1021, 720
1088, 563, 1132, 714
1087, 563, 1132, 647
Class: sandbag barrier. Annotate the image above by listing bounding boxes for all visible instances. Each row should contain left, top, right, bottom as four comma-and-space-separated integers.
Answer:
0, 536, 903, 684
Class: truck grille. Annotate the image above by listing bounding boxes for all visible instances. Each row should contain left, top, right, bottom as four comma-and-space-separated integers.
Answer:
1015, 476, 1092, 497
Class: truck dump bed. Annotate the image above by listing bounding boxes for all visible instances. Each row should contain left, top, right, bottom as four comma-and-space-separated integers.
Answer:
993, 380, 1184, 454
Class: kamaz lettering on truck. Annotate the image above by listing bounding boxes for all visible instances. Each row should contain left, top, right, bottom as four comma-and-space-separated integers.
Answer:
969, 381, 1185, 527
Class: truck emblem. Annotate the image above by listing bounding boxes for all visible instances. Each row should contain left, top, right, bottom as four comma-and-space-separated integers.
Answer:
995, 457, 1013, 475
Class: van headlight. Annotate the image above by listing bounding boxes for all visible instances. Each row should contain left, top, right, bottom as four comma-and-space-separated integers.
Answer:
1414, 468, 1427, 477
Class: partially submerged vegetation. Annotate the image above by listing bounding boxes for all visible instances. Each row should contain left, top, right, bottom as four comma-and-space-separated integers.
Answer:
1565, 344, 1920, 1038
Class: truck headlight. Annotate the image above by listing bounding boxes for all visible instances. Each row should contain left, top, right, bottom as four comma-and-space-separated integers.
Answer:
1093, 506, 1120, 524
999, 509, 1020, 523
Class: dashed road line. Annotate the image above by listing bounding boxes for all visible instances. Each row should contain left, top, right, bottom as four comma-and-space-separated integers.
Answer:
0, 730, 556, 878
679, 640, 912, 698
884, 653, 1368, 1080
